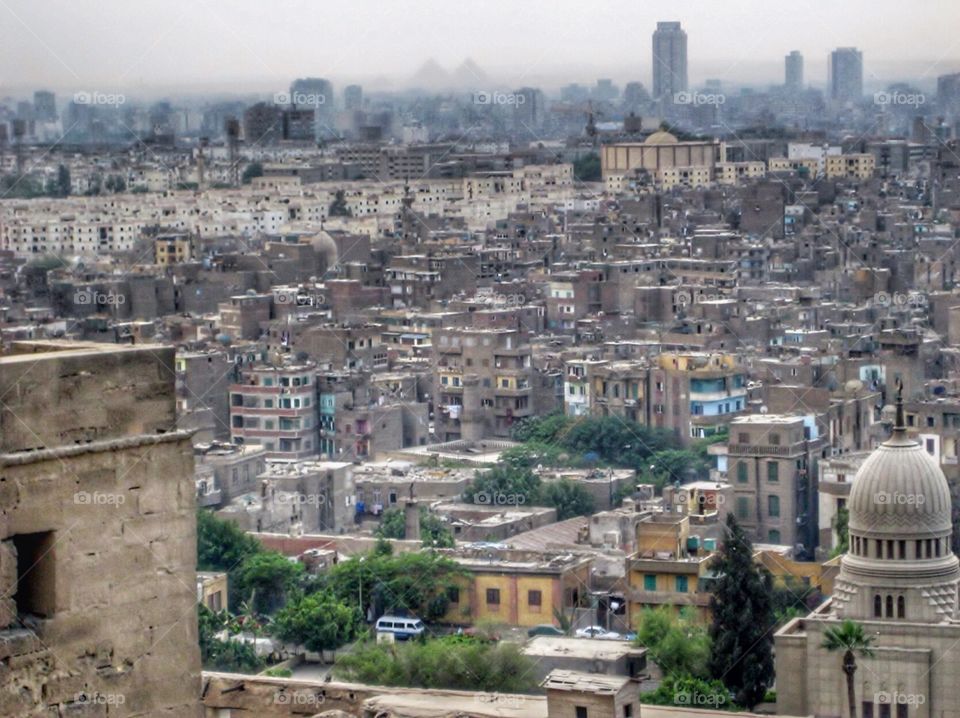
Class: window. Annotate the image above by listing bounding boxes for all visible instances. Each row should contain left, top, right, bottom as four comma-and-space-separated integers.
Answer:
768, 530, 781, 544
675, 575, 688, 593
643, 574, 657, 591
736, 462, 748, 483
528, 590, 542, 607
767, 462, 779, 482
897, 595, 905, 618
575, 707, 588, 718
486, 588, 500, 605
447, 587, 460, 604
886, 595, 894, 617
7, 533, 54, 620
768, 495, 780, 517
874, 595, 882, 617
736, 496, 750, 520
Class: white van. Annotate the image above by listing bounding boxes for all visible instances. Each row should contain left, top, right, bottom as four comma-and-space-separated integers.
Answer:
374, 615, 426, 640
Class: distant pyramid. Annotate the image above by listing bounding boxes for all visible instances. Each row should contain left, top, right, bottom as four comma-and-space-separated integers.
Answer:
410, 59, 451, 90
452, 58, 488, 89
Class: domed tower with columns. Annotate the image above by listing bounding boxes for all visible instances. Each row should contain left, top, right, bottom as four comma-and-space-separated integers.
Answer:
832, 389, 960, 623
775, 385, 960, 718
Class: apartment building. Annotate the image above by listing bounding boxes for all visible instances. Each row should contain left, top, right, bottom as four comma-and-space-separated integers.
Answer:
230, 362, 319, 458
649, 351, 748, 442
824, 153, 876, 180
626, 513, 718, 622
727, 414, 826, 552
433, 327, 535, 440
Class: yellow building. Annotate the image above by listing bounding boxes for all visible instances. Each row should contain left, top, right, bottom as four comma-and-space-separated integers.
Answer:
155, 234, 194, 266
768, 157, 821, 176
656, 165, 713, 189
440, 548, 593, 627
197, 571, 228, 612
626, 514, 718, 623
824, 153, 876, 180
715, 161, 767, 184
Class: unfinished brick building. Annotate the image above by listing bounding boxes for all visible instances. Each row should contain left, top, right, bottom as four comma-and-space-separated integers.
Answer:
0, 341, 202, 716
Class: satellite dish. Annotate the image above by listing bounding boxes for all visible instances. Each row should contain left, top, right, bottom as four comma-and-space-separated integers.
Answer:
760, 405, 768, 414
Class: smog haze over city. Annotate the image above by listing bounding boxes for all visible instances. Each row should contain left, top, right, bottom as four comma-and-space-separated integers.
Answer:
2, 0, 960, 94
3, 1, 960, 717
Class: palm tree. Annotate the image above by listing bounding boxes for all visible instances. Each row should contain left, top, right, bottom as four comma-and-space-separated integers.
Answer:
822, 620, 875, 718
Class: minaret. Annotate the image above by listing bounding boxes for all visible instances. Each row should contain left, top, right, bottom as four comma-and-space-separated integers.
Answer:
460, 374, 484, 442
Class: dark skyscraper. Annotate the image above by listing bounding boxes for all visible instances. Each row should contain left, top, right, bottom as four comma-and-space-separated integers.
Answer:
785, 51, 803, 91
652, 21, 688, 101
828, 47, 863, 104
33, 90, 57, 121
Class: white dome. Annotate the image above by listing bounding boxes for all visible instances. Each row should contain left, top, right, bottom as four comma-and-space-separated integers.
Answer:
847, 431, 952, 537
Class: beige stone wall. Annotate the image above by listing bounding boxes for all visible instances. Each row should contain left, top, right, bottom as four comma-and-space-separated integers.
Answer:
0, 433, 202, 716
777, 616, 960, 718
0, 342, 176, 452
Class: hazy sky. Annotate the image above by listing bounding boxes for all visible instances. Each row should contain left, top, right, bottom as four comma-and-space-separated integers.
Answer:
2, 0, 959, 98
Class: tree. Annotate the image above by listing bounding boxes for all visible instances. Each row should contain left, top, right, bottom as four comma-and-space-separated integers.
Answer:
466, 464, 541, 506
56, 165, 71, 196
539, 479, 595, 520
512, 413, 571, 444
329, 189, 352, 217
324, 550, 464, 622
573, 153, 602, 183
830, 506, 850, 558
197, 509, 263, 572
104, 174, 126, 193
273, 592, 362, 658
376, 507, 455, 548
645, 448, 709, 491
640, 674, 733, 710
636, 607, 710, 678
770, 576, 822, 625
333, 636, 537, 692
241, 161, 263, 184
822, 620, 875, 718
198, 604, 264, 673
233, 551, 304, 615
707, 514, 775, 709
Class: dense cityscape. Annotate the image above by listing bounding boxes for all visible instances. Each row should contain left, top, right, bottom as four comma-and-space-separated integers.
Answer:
1, 2, 960, 716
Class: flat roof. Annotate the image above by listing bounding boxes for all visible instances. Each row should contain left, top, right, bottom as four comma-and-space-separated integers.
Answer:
523, 636, 643, 660
540, 670, 632, 694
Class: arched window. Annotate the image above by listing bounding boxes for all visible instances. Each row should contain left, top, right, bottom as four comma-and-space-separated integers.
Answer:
897, 596, 905, 618
874, 595, 882, 617
886, 595, 894, 618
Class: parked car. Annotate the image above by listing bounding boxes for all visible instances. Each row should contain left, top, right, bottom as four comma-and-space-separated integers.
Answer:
574, 626, 623, 640
375, 615, 426, 640
527, 624, 566, 637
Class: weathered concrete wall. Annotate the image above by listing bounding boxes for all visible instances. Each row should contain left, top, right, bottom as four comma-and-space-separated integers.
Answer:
0, 432, 203, 716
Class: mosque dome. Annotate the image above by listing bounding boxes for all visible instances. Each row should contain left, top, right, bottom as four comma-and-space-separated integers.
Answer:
644, 130, 679, 145
304, 231, 339, 274
847, 413, 952, 537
